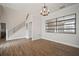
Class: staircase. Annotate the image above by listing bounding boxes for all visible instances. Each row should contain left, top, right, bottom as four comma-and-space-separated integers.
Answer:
7, 13, 29, 40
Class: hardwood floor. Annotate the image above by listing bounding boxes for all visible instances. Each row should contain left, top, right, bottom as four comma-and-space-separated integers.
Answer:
0, 38, 79, 56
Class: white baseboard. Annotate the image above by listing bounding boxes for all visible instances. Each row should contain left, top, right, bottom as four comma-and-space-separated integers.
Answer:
41, 38, 79, 48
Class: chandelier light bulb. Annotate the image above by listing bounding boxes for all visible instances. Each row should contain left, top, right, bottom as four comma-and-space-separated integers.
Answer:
40, 4, 50, 16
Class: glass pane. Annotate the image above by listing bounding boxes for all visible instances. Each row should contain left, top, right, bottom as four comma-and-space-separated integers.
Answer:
64, 14, 75, 19
57, 17, 64, 21
64, 30, 75, 33
57, 21, 64, 26
46, 19, 56, 23
57, 30, 64, 32
64, 20, 75, 24
64, 25, 75, 28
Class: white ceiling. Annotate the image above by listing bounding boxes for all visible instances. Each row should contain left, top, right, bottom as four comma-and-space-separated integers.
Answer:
0, 3, 76, 14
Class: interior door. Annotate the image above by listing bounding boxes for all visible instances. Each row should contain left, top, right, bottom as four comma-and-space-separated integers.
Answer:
1, 23, 6, 39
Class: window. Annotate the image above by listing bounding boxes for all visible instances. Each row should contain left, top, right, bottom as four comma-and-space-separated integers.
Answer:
46, 13, 76, 34
46, 19, 56, 33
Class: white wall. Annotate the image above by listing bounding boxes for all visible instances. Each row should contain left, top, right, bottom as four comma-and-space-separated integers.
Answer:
41, 4, 79, 48
0, 5, 3, 38
1, 3, 79, 48
0, 5, 3, 18
1, 4, 42, 40
0, 5, 4, 23
2, 7, 27, 30
32, 14, 42, 40
1, 5, 29, 40
0, 6, 1, 34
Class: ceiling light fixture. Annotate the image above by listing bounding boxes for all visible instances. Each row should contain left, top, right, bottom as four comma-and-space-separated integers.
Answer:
40, 3, 50, 16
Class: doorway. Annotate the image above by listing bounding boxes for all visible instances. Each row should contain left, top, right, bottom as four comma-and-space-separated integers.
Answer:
0, 23, 6, 40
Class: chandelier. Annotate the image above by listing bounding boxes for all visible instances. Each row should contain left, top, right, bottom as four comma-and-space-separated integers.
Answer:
40, 4, 50, 16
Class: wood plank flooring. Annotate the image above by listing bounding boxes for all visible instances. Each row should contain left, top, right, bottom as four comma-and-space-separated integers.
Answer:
0, 38, 79, 56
